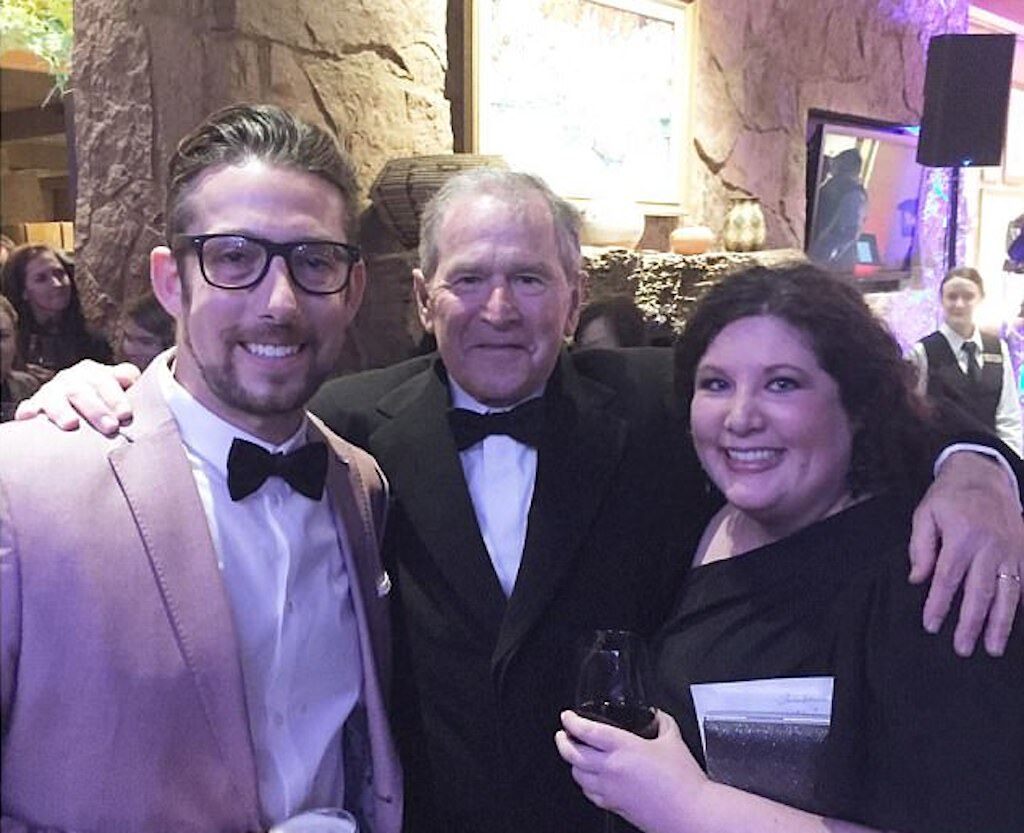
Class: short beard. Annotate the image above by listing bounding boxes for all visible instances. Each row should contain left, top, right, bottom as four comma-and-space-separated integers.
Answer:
179, 315, 326, 418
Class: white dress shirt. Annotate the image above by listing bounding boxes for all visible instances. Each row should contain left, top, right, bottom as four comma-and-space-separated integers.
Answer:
909, 321, 1023, 456
449, 379, 543, 598
157, 359, 362, 825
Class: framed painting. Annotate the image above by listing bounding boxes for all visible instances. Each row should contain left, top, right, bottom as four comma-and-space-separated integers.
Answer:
468, 0, 693, 209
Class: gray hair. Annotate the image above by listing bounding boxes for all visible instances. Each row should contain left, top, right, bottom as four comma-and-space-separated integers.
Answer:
417, 168, 582, 283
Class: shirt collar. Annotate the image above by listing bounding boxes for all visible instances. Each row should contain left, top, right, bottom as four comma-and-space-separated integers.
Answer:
447, 375, 545, 415
156, 355, 308, 477
939, 321, 981, 352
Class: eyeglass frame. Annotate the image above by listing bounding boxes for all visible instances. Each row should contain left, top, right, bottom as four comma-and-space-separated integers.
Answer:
170, 233, 362, 296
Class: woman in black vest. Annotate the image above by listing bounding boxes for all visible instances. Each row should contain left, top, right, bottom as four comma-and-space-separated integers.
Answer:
909, 266, 1022, 456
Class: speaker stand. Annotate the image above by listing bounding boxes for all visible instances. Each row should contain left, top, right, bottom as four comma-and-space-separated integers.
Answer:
946, 166, 960, 271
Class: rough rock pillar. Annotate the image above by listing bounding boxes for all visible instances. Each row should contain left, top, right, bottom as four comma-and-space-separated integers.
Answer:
73, 0, 452, 370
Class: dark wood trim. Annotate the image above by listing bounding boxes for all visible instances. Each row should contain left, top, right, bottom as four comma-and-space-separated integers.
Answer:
1, 103, 66, 142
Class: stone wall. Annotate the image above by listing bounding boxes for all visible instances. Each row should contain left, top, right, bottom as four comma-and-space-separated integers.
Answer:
583, 246, 808, 333
73, 0, 452, 367
73, 0, 969, 369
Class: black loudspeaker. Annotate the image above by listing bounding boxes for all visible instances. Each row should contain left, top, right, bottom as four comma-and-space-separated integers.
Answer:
917, 33, 1015, 167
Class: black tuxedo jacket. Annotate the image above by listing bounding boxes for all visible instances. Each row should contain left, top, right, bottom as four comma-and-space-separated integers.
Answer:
310, 348, 710, 833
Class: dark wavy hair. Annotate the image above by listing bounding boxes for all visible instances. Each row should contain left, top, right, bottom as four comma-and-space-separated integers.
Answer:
1, 243, 91, 370
675, 264, 936, 497
125, 292, 175, 348
164, 103, 360, 241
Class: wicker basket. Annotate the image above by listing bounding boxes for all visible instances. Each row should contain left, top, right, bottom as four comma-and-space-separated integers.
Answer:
369, 154, 508, 249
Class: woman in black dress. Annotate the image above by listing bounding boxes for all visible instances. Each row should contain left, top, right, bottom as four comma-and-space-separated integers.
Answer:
1, 243, 112, 382
556, 265, 1023, 832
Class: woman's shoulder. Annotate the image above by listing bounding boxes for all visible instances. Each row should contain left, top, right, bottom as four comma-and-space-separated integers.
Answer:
710, 495, 912, 575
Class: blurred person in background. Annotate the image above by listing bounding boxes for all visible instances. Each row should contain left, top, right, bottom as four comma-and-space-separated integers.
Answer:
574, 295, 649, 350
0, 235, 15, 278
0, 294, 39, 421
1, 243, 112, 382
1004, 300, 1024, 410
118, 292, 175, 370
910, 267, 1022, 456
807, 148, 867, 271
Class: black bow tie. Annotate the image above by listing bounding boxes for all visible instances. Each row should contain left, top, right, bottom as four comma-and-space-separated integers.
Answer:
226, 438, 328, 501
448, 398, 546, 451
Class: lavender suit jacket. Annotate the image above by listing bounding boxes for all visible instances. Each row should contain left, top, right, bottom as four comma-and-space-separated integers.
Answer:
0, 358, 402, 833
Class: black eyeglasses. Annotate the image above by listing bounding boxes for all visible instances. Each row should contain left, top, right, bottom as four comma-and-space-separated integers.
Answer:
171, 233, 361, 295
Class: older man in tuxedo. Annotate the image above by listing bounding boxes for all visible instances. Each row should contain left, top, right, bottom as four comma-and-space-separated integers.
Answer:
308, 170, 1024, 833
0, 105, 400, 833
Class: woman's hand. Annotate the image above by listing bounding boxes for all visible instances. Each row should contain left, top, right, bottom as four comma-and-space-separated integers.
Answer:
555, 709, 706, 833
557, 710, 885, 833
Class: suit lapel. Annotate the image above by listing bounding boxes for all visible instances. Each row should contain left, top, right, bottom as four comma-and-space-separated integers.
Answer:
311, 416, 391, 682
494, 354, 628, 667
107, 367, 260, 820
311, 417, 402, 820
370, 362, 507, 636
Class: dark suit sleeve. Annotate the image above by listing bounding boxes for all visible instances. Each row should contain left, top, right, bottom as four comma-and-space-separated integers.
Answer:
308, 383, 367, 444
310, 357, 435, 448
823, 552, 1024, 832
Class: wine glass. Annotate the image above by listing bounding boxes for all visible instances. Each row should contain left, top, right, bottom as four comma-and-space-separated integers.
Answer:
575, 629, 657, 832
576, 628, 657, 737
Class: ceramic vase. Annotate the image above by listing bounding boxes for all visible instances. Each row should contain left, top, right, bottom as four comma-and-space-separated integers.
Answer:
722, 197, 766, 252
580, 198, 646, 249
669, 222, 715, 255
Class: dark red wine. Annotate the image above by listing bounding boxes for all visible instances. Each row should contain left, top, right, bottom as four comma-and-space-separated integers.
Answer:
577, 700, 658, 739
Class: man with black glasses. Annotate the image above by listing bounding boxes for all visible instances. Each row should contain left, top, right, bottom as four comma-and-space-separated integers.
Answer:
0, 104, 401, 833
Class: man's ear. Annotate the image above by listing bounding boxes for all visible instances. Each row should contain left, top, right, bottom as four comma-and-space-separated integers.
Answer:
563, 268, 587, 338
413, 268, 434, 333
150, 247, 184, 318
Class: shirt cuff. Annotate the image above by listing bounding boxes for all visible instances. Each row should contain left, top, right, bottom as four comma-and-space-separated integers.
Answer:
269, 810, 357, 832
934, 443, 1023, 512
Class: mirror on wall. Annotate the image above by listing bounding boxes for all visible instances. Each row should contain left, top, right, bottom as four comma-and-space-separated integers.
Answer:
805, 111, 925, 292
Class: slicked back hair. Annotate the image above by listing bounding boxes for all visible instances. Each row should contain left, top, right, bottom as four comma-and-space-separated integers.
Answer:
164, 103, 360, 241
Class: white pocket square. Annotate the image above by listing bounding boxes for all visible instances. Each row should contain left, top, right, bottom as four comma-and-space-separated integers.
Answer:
376, 570, 392, 597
